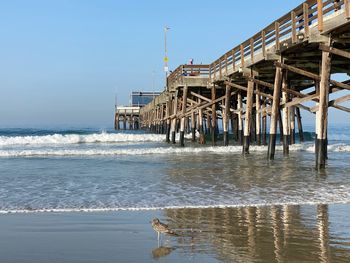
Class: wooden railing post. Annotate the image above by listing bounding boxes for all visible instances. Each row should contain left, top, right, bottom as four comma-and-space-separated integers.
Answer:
346, 0, 350, 18
262, 30, 266, 57
317, 0, 323, 32
275, 22, 280, 51
291, 11, 297, 44
250, 38, 254, 64
213, 62, 216, 82
240, 44, 245, 68
225, 54, 228, 75
303, 3, 310, 37
232, 49, 236, 71
209, 64, 212, 82
219, 58, 222, 79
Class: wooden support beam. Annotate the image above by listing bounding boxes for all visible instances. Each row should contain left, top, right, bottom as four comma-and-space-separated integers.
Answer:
165, 100, 171, 142
171, 91, 178, 144
282, 73, 290, 155
237, 91, 243, 145
182, 91, 237, 119
262, 99, 267, 145
198, 97, 206, 144
333, 104, 350, 113
224, 80, 273, 99
249, 78, 305, 98
297, 103, 313, 113
211, 85, 217, 146
243, 80, 254, 154
190, 91, 211, 103
275, 62, 350, 91
223, 84, 231, 146
250, 78, 273, 89
256, 86, 261, 145
232, 94, 238, 141
114, 113, 119, 130
311, 94, 350, 112
296, 107, 304, 142
284, 93, 319, 108
330, 80, 350, 91
319, 44, 350, 60
268, 65, 283, 160
290, 105, 296, 145
187, 97, 199, 105
191, 102, 196, 142
275, 61, 319, 80
316, 48, 331, 169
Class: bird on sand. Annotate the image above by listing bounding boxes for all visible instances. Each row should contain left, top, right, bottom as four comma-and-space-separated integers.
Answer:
151, 218, 178, 242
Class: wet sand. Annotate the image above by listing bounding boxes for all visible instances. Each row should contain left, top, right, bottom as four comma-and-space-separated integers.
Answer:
1, 204, 350, 263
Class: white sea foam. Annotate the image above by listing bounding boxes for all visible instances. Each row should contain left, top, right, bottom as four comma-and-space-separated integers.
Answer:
0, 143, 349, 157
1, 200, 350, 214
0, 133, 165, 146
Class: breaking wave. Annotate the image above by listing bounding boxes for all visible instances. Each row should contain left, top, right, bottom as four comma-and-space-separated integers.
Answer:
1, 143, 350, 157
0, 132, 165, 146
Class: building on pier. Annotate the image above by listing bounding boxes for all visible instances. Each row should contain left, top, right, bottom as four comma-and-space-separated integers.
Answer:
115, 91, 161, 130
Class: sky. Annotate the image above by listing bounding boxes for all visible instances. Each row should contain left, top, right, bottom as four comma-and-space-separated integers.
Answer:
0, 0, 349, 128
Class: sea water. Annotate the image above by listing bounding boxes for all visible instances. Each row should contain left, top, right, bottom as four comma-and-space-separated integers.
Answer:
0, 125, 350, 214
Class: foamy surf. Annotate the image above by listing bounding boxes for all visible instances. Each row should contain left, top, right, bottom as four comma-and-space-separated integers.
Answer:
1, 143, 350, 157
0, 132, 165, 146
1, 200, 350, 215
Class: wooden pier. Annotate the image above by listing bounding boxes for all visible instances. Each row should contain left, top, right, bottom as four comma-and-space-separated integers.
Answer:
139, 0, 350, 169
115, 106, 140, 130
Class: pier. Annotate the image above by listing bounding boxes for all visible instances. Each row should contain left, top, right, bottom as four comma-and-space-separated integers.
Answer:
114, 91, 161, 130
138, 0, 350, 169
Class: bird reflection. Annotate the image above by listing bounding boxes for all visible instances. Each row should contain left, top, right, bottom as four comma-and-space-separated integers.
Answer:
152, 246, 175, 260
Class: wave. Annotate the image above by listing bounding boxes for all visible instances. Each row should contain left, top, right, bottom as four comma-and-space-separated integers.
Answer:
1, 143, 350, 157
1, 200, 350, 214
0, 132, 165, 146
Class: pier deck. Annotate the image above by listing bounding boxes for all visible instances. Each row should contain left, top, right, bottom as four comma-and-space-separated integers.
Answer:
139, 0, 350, 169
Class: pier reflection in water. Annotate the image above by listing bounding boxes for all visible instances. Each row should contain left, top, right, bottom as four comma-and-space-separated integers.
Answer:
160, 204, 350, 263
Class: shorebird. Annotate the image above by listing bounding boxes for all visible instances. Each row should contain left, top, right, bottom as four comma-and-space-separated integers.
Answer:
151, 218, 178, 243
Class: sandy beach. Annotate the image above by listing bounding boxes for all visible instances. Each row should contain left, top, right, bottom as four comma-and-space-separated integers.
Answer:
1, 204, 350, 263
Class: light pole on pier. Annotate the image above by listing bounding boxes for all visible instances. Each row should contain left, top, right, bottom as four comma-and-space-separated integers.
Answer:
164, 26, 170, 91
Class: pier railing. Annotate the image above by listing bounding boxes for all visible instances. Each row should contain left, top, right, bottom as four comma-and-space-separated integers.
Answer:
209, 0, 349, 81
167, 64, 210, 88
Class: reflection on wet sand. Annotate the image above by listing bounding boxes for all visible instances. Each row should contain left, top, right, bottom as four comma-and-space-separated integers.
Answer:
152, 246, 175, 260
162, 205, 350, 263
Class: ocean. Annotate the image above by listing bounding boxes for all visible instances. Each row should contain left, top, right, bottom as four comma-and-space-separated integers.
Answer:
1, 126, 350, 262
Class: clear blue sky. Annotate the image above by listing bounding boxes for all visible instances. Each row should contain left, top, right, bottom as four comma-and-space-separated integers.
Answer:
0, 0, 348, 128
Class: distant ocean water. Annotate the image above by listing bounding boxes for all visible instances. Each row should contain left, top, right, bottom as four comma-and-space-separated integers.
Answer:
0, 126, 350, 214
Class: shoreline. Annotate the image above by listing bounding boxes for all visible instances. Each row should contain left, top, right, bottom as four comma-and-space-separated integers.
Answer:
1, 204, 350, 263
2, 199, 350, 215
